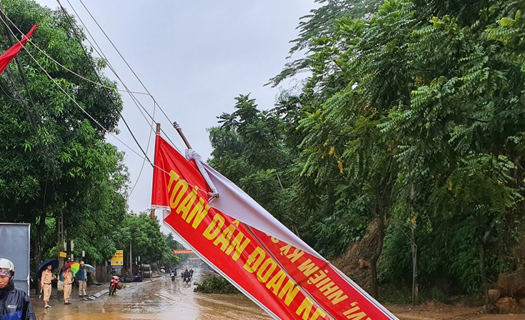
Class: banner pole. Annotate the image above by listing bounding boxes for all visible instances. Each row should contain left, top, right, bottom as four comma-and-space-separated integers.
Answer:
173, 122, 192, 149
151, 123, 161, 221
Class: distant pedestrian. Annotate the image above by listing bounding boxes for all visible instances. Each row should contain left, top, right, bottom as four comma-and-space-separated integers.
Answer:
0, 258, 36, 319
62, 267, 73, 305
77, 261, 87, 297
40, 264, 54, 308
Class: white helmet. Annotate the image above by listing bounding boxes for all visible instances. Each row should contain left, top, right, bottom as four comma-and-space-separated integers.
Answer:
0, 258, 15, 277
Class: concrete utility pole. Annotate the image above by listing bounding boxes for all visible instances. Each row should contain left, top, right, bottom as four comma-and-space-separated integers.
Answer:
129, 240, 132, 273
58, 211, 64, 267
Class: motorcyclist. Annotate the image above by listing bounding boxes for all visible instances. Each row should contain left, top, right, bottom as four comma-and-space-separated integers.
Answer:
0, 258, 36, 320
169, 270, 175, 281
183, 269, 191, 282
109, 273, 120, 295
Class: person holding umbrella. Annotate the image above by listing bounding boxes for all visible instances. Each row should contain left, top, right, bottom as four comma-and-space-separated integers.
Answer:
37, 259, 58, 308
62, 266, 73, 305
40, 264, 54, 308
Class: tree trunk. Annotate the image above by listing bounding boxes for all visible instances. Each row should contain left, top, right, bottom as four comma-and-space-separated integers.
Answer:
370, 212, 386, 299
411, 229, 418, 305
480, 242, 489, 304
33, 211, 47, 290
34, 212, 46, 268
410, 182, 418, 305
370, 255, 379, 299
477, 219, 491, 305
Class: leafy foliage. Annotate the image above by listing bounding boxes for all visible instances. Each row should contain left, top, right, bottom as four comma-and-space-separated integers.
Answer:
194, 275, 239, 294
209, 0, 525, 300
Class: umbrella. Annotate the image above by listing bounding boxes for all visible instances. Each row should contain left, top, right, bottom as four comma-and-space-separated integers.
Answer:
62, 262, 80, 275
36, 259, 59, 279
83, 263, 96, 272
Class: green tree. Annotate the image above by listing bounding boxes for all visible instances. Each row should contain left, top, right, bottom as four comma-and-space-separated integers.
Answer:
160, 233, 184, 267
217, 0, 525, 301
0, 0, 127, 268
112, 213, 171, 266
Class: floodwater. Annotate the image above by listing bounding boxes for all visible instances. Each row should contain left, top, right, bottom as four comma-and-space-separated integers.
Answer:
32, 269, 524, 320
33, 268, 272, 320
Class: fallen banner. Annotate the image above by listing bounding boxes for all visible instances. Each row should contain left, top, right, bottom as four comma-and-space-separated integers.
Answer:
152, 134, 398, 320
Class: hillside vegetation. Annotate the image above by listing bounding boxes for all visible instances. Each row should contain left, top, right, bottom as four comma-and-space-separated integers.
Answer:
207, 0, 525, 304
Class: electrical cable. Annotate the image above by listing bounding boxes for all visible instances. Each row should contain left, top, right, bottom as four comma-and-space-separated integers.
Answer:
0, 7, 58, 213
129, 99, 156, 197
59, 0, 180, 149
59, 0, 156, 127
1, 5, 215, 204
72, 0, 181, 145
55, 2, 154, 170
0, 12, 152, 164
0, 3, 179, 154
0, 10, 149, 95
76, 0, 173, 124
54, 1, 169, 194
0, 7, 157, 136
0, 15, 213, 200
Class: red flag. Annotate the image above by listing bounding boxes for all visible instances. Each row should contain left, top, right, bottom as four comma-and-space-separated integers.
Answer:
0, 24, 37, 74
152, 135, 399, 320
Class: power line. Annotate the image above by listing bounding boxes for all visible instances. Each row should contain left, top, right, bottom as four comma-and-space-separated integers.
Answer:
54, 0, 174, 196
59, 0, 157, 129
67, 0, 182, 148
0, 12, 152, 164
1, 3, 179, 151
55, 2, 154, 167
0, 5, 211, 201
75, 0, 176, 126
129, 99, 156, 197
0, 6, 157, 134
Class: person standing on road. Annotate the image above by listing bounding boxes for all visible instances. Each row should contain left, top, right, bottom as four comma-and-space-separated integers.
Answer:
62, 267, 73, 305
40, 264, 53, 308
0, 258, 36, 320
77, 261, 87, 298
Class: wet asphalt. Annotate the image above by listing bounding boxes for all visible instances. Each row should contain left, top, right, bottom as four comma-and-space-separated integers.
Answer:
32, 268, 272, 320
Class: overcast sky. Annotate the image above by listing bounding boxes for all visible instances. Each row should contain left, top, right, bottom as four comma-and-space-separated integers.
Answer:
32, 0, 316, 230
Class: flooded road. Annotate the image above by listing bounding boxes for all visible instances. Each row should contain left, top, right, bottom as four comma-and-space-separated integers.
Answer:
34, 268, 272, 320
31, 269, 523, 320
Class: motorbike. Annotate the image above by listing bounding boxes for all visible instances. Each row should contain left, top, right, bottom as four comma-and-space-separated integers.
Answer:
109, 275, 120, 295
183, 274, 191, 283
170, 272, 175, 282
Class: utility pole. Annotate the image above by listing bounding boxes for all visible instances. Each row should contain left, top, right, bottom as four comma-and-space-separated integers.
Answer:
58, 211, 64, 267
150, 123, 161, 221
410, 182, 419, 305
129, 240, 132, 273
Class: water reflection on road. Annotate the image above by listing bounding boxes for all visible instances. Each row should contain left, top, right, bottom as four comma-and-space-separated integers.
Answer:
34, 268, 272, 320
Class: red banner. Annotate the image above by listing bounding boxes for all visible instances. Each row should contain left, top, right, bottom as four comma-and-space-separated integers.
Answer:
0, 25, 37, 74
152, 135, 398, 320
172, 250, 194, 254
